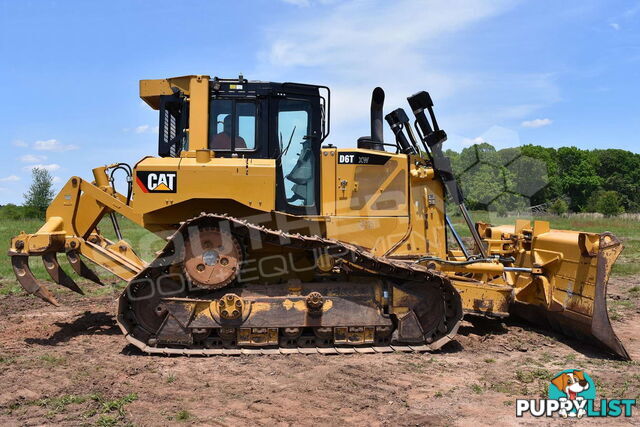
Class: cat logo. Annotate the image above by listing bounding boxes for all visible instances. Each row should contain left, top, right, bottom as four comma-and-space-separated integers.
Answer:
136, 171, 177, 193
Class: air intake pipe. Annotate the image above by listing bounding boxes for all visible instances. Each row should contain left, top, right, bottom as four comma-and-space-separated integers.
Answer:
370, 87, 385, 149
358, 87, 386, 151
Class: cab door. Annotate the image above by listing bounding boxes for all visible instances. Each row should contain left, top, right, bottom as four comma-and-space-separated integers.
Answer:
274, 94, 322, 216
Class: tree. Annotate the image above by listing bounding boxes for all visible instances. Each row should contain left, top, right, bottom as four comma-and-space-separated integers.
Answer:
447, 142, 639, 214
593, 149, 640, 212
556, 147, 602, 212
588, 190, 624, 216
549, 198, 569, 215
24, 167, 54, 219
519, 144, 562, 206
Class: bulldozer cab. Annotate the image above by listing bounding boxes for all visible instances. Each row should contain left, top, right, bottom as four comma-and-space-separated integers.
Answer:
154, 77, 329, 216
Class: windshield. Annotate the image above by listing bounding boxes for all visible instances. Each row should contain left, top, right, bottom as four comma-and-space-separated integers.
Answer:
278, 99, 314, 207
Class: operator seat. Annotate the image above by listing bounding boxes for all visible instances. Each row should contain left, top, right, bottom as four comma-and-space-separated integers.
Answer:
211, 115, 246, 150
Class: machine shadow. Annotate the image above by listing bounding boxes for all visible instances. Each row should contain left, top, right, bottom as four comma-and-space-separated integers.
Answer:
24, 311, 120, 346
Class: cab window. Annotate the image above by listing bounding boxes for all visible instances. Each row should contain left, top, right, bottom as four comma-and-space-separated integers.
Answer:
209, 99, 257, 150
278, 99, 315, 207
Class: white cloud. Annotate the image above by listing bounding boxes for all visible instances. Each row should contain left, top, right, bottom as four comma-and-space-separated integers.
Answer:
479, 125, 521, 148
257, 0, 543, 143
521, 118, 553, 128
623, 3, 640, 19
134, 125, 150, 134
133, 125, 159, 134
34, 139, 78, 152
20, 154, 47, 163
462, 136, 485, 146
281, 0, 310, 6
459, 126, 521, 149
610, 22, 620, 30
12, 140, 28, 147
22, 164, 61, 172
0, 175, 20, 182
52, 176, 62, 183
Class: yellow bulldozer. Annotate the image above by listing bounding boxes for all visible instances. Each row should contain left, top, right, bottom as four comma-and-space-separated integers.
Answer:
8, 75, 629, 358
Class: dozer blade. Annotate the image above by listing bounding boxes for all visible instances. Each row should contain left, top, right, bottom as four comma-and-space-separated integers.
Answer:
11, 255, 60, 306
42, 252, 84, 295
509, 232, 630, 360
66, 250, 103, 286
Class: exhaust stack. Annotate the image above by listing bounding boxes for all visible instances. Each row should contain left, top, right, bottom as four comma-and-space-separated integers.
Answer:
358, 87, 386, 151
370, 87, 385, 149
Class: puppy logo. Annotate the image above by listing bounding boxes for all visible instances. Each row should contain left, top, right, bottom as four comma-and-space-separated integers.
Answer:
136, 171, 177, 193
518, 368, 635, 418
549, 369, 596, 418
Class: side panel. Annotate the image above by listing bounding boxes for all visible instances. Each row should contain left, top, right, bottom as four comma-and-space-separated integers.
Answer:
132, 156, 276, 217
326, 217, 410, 256
406, 158, 447, 258
324, 148, 412, 255
335, 149, 408, 217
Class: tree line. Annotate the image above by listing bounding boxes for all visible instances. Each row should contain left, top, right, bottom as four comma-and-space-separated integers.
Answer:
444, 143, 640, 216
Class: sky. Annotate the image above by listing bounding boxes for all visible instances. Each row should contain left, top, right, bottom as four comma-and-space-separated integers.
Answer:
0, 0, 638, 204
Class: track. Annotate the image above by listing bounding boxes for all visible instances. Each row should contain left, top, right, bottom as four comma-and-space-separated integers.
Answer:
117, 213, 463, 355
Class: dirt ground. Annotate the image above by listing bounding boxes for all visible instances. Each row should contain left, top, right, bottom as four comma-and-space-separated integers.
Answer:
0, 277, 638, 426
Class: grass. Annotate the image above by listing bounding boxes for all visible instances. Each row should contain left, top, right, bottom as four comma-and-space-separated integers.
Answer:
0, 355, 16, 364
98, 393, 138, 415
514, 368, 552, 384
96, 415, 118, 427
39, 354, 66, 366
9, 391, 138, 423
490, 381, 520, 396
539, 352, 553, 364
608, 299, 635, 321
469, 384, 484, 394
175, 410, 192, 421
595, 372, 640, 400
485, 370, 552, 398
35, 394, 88, 412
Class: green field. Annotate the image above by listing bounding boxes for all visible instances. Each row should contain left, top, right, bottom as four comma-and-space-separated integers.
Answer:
0, 216, 164, 296
0, 212, 638, 296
